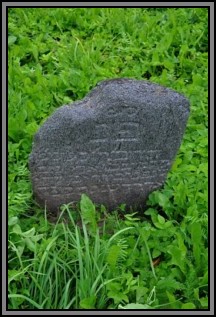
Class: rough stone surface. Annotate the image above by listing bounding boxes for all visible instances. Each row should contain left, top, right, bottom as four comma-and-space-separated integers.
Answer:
29, 78, 190, 213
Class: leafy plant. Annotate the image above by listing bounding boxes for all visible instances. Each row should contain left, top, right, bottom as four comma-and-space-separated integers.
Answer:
8, 7, 208, 310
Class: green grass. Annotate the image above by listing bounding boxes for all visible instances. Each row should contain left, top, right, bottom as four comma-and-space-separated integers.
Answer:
8, 8, 208, 310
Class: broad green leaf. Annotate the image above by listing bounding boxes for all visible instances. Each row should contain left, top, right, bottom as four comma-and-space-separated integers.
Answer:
200, 271, 208, 286
136, 286, 149, 303
8, 270, 22, 283
157, 214, 165, 225
181, 302, 196, 309
31, 46, 38, 62
166, 291, 181, 309
199, 297, 208, 308
171, 157, 182, 171
8, 118, 21, 141
25, 237, 36, 252
107, 282, 122, 292
176, 232, 187, 257
79, 296, 96, 309
164, 221, 173, 228
80, 194, 97, 235
124, 212, 140, 221
12, 224, 22, 235
153, 221, 165, 229
157, 278, 182, 290
8, 217, 18, 226
198, 162, 208, 175
30, 234, 44, 242
152, 51, 160, 66
189, 222, 202, 268
24, 122, 39, 136
164, 59, 175, 70
108, 291, 128, 304
167, 245, 186, 274
8, 35, 17, 46
173, 182, 187, 208
106, 245, 121, 269
157, 192, 170, 209
144, 208, 157, 216
80, 194, 96, 217
17, 245, 25, 257
16, 109, 28, 123
144, 208, 159, 227
152, 249, 161, 258
21, 227, 35, 238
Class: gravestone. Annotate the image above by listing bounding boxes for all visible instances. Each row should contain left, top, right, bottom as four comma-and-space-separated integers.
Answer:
29, 78, 190, 213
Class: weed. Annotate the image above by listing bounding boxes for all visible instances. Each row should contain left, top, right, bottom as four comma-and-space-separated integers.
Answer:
8, 7, 208, 310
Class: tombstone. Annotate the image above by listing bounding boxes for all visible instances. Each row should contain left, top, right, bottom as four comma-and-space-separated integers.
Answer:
29, 78, 190, 214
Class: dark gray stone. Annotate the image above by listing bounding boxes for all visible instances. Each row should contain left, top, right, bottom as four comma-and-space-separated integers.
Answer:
29, 78, 190, 213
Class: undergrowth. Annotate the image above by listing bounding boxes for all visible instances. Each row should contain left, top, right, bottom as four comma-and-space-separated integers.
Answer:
8, 7, 208, 310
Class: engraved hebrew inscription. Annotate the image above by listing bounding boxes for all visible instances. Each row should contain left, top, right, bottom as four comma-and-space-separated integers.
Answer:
29, 78, 190, 213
